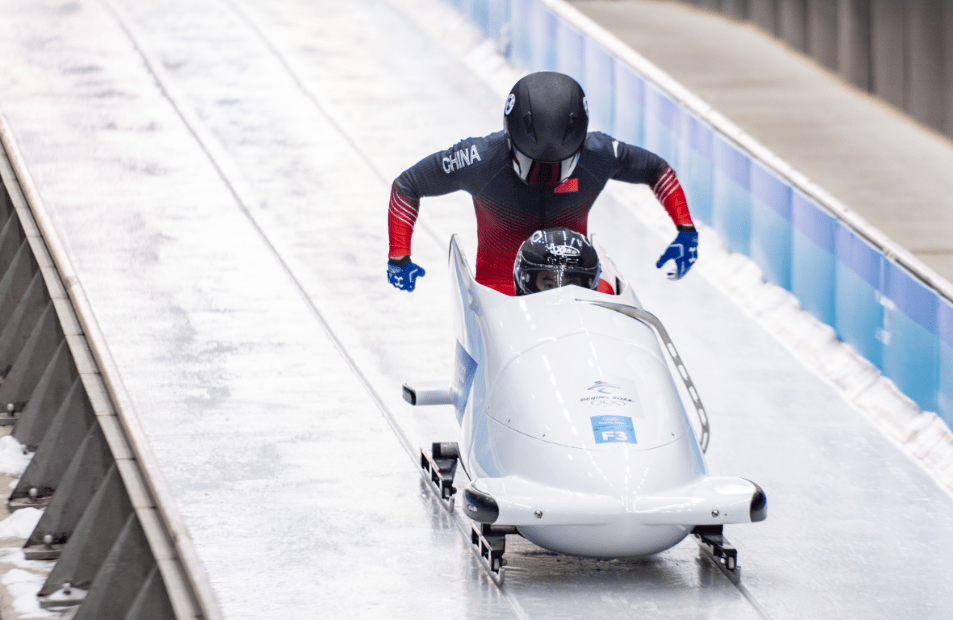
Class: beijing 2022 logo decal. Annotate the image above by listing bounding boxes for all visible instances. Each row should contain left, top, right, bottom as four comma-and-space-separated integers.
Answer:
580, 380, 632, 407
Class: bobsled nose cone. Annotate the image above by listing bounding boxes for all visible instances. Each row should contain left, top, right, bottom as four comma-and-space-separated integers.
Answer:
464, 484, 499, 524
749, 481, 767, 522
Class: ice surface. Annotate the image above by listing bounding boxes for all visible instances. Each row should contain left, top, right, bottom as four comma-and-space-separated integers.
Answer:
0, 0, 952, 619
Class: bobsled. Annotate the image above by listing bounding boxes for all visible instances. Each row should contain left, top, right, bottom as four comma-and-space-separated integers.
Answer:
407, 236, 765, 572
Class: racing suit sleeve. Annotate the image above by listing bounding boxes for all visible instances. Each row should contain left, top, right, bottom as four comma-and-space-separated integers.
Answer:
388, 137, 490, 257
608, 140, 694, 230
388, 183, 419, 258
651, 164, 693, 230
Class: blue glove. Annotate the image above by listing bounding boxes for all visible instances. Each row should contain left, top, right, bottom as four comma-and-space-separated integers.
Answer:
387, 258, 426, 291
656, 230, 698, 280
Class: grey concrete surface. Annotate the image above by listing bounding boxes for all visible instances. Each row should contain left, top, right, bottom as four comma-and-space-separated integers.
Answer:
569, 0, 953, 286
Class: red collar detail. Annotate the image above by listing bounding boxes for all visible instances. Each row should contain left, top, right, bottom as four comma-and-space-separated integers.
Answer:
554, 178, 578, 193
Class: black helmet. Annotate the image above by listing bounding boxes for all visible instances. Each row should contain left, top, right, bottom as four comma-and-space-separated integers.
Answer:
504, 72, 589, 186
513, 228, 601, 296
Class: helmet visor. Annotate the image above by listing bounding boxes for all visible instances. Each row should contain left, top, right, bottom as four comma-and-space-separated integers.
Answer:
518, 265, 597, 294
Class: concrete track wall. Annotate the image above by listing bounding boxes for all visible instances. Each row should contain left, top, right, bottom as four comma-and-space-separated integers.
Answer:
0, 118, 220, 620
676, 0, 953, 140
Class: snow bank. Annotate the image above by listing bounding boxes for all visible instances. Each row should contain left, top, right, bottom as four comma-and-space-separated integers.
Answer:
0, 435, 32, 475
0, 508, 43, 539
1, 568, 57, 618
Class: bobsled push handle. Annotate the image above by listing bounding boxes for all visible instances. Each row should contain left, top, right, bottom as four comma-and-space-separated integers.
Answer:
403, 381, 454, 406
578, 300, 710, 453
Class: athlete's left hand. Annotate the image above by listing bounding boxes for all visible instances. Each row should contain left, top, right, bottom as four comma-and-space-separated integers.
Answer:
387, 257, 426, 291
656, 229, 698, 280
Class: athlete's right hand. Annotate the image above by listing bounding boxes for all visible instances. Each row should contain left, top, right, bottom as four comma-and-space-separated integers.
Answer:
387, 257, 426, 292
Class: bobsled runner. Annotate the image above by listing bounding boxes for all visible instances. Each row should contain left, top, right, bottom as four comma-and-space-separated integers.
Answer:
407, 236, 765, 579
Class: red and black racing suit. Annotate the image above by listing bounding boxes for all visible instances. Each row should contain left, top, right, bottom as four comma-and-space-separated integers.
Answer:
388, 131, 694, 296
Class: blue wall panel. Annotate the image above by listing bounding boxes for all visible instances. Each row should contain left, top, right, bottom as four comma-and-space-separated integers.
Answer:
612, 64, 645, 148
469, 0, 490, 38
713, 137, 752, 256
834, 227, 884, 367
555, 21, 584, 82
523, 2, 557, 71
583, 41, 615, 133
677, 116, 714, 226
643, 86, 681, 165
882, 311, 938, 413
486, 0, 511, 55
941, 342, 953, 426
940, 300, 953, 424
511, 0, 534, 68
750, 163, 793, 289
882, 263, 940, 412
791, 193, 836, 326
834, 266, 884, 368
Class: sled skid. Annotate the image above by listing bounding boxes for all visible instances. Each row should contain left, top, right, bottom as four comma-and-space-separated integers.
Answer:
420, 442, 459, 510
692, 524, 739, 573
470, 523, 516, 582
403, 381, 453, 406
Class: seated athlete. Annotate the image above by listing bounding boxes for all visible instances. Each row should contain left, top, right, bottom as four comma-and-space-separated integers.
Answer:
513, 228, 601, 295
387, 71, 698, 294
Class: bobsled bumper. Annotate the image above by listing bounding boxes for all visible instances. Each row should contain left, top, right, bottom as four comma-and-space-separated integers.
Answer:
463, 476, 766, 558
465, 476, 766, 526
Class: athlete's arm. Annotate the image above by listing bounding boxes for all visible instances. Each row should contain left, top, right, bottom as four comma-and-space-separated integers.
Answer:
603, 137, 694, 229
386, 136, 496, 289
649, 164, 694, 232
388, 182, 419, 260
388, 137, 490, 257
601, 136, 698, 279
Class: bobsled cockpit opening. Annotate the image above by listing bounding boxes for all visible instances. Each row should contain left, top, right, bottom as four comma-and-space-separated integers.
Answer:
590, 236, 628, 297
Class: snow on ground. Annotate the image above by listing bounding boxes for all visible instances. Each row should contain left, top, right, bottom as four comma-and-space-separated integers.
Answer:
0, 566, 58, 619
0, 436, 32, 476
0, 509, 43, 540
0, 535, 58, 620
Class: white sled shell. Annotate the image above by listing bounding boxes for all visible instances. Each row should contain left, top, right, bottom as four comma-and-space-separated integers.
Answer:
410, 236, 765, 559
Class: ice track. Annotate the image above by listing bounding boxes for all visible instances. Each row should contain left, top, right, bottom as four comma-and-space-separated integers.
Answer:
2, 0, 953, 618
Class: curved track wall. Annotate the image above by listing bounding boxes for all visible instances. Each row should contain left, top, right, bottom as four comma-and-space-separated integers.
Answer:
447, 0, 953, 425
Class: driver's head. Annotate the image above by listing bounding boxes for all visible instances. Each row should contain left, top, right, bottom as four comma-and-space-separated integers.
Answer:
504, 72, 589, 188
513, 228, 601, 296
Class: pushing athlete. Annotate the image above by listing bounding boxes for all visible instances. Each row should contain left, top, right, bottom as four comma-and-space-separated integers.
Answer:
386, 71, 698, 295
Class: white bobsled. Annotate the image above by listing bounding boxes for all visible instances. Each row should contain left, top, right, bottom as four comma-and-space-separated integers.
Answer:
407, 236, 765, 561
